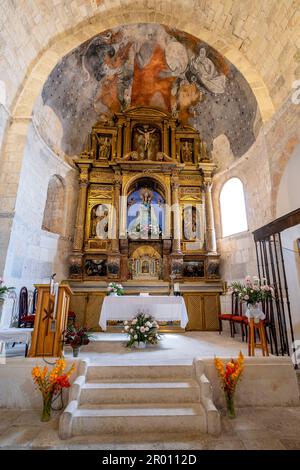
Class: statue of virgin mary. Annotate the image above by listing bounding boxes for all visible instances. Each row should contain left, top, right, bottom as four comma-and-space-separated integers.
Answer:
127, 187, 160, 238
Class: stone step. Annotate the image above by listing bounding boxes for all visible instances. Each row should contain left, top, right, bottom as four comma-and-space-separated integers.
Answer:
80, 380, 200, 405
72, 403, 207, 435
86, 364, 193, 381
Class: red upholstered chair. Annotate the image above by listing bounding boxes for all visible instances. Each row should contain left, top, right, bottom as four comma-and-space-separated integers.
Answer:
18, 287, 36, 328
219, 293, 247, 341
230, 295, 248, 342
219, 293, 236, 336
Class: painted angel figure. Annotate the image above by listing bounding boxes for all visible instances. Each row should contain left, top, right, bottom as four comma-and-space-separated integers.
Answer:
191, 47, 226, 94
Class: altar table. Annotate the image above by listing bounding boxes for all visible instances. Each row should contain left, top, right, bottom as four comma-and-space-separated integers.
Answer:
99, 296, 188, 331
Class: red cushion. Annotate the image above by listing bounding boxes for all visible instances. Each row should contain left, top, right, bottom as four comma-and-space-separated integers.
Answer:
219, 314, 233, 320
231, 315, 244, 322
20, 315, 35, 322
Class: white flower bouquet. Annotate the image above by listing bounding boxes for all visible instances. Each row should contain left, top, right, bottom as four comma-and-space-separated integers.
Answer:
107, 282, 124, 296
228, 276, 274, 304
123, 312, 161, 348
228, 276, 275, 322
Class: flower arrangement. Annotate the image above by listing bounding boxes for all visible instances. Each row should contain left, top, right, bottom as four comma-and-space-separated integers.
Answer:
214, 352, 244, 418
228, 276, 274, 305
124, 312, 161, 348
228, 276, 274, 322
32, 358, 75, 421
63, 324, 93, 357
0, 278, 13, 301
107, 282, 124, 296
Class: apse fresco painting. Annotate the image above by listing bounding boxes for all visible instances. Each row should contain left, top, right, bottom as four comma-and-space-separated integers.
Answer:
37, 24, 260, 157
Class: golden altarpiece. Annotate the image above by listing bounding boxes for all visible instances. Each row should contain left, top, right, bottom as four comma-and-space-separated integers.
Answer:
68, 107, 222, 331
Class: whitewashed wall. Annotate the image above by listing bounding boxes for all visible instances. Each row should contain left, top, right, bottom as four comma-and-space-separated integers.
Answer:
276, 142, 300, 341
0, 123, 78, 327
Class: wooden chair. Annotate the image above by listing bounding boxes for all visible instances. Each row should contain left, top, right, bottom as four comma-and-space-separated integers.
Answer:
219, 293, 247, 341
17, 287, 36, 328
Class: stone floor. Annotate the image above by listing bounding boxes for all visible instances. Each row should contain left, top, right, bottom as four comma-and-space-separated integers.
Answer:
63, 331, 251, 365
0, 406, 300, 450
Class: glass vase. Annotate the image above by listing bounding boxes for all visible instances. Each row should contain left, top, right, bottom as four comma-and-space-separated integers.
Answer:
41, 395, 52, 422
72, 346, 80, 357
133, 341, 146, 349
246, 303, 265, 323
225, 393, 235, 419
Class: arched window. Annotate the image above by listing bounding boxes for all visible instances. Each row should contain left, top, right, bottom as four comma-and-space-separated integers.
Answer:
42, 175, 65, 235
220, 177, 248, 237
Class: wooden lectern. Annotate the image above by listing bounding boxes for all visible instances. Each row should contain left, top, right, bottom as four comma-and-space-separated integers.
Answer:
29, 283, 73, 357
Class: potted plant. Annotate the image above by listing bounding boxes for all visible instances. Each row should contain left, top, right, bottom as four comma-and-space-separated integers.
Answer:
0, 277, 13, 302
214, 352, 244, 418
124, 312, 161, 348
63, 324, 93, 357
107, 282, 124, 296
32, 358, 75, 422
229, 276, 274, 322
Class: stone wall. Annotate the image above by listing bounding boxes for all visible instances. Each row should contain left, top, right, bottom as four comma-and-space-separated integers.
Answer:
0, 123, 78, 327
213, 127, 272, 284
213, 96, 300, 322
0, 104, 9, 154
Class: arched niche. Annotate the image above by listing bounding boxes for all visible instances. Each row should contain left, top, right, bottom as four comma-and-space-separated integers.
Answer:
120, 174, 171, 239
42, 175, 65, 235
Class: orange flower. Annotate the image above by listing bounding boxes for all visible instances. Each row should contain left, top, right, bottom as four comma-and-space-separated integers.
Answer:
214, 352, 244, 394
32, 358, 75, 398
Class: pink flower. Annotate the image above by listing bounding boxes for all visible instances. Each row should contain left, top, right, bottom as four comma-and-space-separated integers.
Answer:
140, 326, 145, 333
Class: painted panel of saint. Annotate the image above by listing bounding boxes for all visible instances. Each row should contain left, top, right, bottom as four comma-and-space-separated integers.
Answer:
91, 204, 109, 239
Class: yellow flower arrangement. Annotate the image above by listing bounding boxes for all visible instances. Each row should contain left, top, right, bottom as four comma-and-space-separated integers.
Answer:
214, 352, 244, 418
32, 358, 75, 422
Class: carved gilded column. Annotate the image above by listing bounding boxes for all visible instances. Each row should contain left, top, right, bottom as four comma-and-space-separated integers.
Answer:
171, 175, 182, 254
73, 164, 90, 252
111, 175, 121, 252
203, 179, 217, 254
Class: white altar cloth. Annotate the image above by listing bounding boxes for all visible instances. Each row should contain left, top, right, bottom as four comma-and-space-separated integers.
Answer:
99, 296, 188, 331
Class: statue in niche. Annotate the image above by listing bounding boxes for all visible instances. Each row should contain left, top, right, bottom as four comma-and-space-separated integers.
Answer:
180, 141, 193, 163
127, 187, 161, 239
134, 125, 160, 160
183, 206, 200, 241
91, 204, 109, 239
190, 48, 226, 94
96, 135, 111, 160
142, 261, 149, 274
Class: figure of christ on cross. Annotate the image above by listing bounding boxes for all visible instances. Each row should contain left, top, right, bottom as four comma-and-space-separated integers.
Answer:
137, 125, 156, 160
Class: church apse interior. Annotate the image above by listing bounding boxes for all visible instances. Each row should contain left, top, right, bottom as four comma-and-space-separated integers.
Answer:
0, 1, 300, 451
